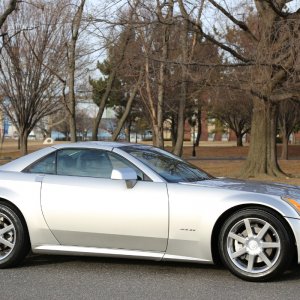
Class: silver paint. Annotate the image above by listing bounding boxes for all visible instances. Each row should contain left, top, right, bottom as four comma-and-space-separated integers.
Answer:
0, 141, 298, 267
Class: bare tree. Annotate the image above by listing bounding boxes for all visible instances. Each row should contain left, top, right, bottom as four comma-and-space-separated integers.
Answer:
51, 109, 70, 140
29, 0, 91, 143
0, 1, 65, 154
66, 0, 86, 142
129, 0, 175, 148
173, 19, 189, 156
76, 108, 92, 140
89, 0, 218, 154
155, 0, 174, 149
91, 29, 132, 140
210, 88, 253, 146
0, 0, 17, 30
111, 68, 143, 141
178, 0, 300, 177
90, 1, 141, 141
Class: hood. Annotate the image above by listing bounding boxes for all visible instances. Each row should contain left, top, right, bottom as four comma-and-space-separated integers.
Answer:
180, 178, 300, 198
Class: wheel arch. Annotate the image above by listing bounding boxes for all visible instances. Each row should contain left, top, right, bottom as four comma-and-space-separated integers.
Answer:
211, 204, 298, 266
0, 197, 31, 245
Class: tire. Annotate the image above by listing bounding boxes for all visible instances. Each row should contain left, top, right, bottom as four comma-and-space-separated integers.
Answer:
219, 208, 293, 282
0, 204, 30, 268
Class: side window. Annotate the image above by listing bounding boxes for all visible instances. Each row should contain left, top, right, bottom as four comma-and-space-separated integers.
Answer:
25, 148, 150, 181
57, 149, 113, 178
107, 153, 150, 181
25, 152, 56, 174
57, 149, 79, 176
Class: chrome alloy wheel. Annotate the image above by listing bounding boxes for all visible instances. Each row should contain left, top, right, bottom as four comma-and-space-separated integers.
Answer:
227, 218, 281, 274
0, 213, 16, 260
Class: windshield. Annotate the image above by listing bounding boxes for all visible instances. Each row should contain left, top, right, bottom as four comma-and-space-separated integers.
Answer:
121, 146, 213, 183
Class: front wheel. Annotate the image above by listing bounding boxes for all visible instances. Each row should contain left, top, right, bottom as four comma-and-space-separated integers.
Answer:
0, 204, 30, 268
219, 208, 294, 281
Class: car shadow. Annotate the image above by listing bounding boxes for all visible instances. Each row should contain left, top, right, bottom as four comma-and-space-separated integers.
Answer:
275, 266, 300, 282
21, 253, 219, 270
19, 253, 300, 282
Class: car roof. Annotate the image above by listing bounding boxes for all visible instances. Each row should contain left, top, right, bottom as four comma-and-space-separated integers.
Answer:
0, 141, 152, 172
52, 141, 135, 149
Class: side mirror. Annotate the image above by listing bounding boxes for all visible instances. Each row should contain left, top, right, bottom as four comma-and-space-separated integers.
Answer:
111, 168, 138, 189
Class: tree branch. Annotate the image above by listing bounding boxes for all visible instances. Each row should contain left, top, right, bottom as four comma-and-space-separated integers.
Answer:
0, 0, 17, 29
208, 0, 258, 41
270, 92, 300, 102
265, 0, 288, 18
177, 0, 253, 63
147, 55, 285, 68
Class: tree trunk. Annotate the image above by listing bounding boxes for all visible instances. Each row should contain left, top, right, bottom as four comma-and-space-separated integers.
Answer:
195, 108, 202, 146
19, 130, 28, 155
92, 97, 107, 141
92, 69, 116, 141
156, 57, 165, 149
111, 96, 134, 141
151, 125, 157, 145
69, 113, 76, 142
279, 120, 289, 160
173, 84, 186, 156
125, 121, 131, 142
156, 119, 164, 148
173, 20, 188, 156
143, 58, 159, 147
144, 56, 161, 148
236, 132, 243, 147
155, 1, 173, 149
68, 74, 77, 142
66, 0, 86, 143
156, 35, 168, 150
170, 114, 177, 147
111, 70, 142, 141
241, 2, 291, 177
281, 131, 289, 160
177, 0, 296, 178
151, 125, 163, 147
92, 67, 119, 141
92, 25, 133, 141
241, 98, 284, 177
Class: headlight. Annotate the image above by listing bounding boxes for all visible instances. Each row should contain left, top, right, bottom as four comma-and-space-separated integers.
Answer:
282, 195, 300, 215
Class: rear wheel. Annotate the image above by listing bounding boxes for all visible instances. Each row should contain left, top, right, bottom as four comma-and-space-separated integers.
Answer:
219, 208, 293, 281
0, 204, 30, 268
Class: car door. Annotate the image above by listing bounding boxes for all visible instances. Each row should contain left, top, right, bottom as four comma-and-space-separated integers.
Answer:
39, 148, 169, 252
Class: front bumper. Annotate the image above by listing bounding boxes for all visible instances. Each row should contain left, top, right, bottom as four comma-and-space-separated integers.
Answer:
285, 217, 300, 264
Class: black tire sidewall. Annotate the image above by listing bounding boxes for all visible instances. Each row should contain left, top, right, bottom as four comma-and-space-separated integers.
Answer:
0, 205, 29, 268
219, 208, 293, 281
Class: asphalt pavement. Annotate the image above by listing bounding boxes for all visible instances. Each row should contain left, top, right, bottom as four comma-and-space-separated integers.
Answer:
1, 254, 300, 300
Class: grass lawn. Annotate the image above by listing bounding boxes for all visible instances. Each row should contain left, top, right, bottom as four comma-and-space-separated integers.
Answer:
182, 145, 300, 186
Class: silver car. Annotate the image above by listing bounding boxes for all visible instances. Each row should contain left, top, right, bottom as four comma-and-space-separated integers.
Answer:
0, 141, 299, 281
